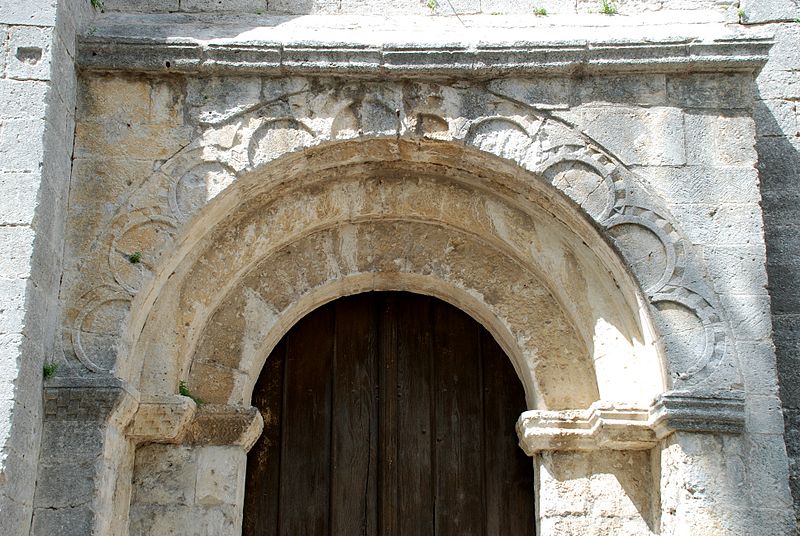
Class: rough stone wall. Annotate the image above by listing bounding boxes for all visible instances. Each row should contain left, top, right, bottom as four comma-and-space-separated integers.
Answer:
0, 0, 93, 533
743, 0, 800, 528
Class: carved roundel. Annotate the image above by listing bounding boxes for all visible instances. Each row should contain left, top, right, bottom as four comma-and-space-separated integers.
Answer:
109, 208, 178, 295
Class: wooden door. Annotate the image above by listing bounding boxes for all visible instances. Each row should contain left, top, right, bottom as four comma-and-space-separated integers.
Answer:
243, 292, 535, 536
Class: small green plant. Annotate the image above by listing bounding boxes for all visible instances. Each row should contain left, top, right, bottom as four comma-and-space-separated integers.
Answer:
43, 363, 58, 379
533, 6, 547, 16
128, 251, 142, 264
90, 0, 103, 10
599, 0, 617, 14
737, 8, 746, 22
178, 381, 205, 406
427, 0, 438, 12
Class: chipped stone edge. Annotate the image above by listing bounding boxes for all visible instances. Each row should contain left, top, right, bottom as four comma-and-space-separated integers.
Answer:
516, 390, 745, 455
76, 36, 773, 77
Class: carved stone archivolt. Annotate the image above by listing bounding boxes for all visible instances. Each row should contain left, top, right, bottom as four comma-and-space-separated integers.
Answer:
61, 78, 735, 402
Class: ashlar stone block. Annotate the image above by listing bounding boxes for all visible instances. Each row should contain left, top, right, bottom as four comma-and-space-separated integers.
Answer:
5, 25, 52, 82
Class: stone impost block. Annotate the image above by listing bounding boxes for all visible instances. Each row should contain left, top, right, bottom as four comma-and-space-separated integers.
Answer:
650, 390, 745, 436
128, 394, 197, 443
42, 376, 139, 426
516, 403, 655, 455
183, 404, 264, 450
517, 391, 746, 454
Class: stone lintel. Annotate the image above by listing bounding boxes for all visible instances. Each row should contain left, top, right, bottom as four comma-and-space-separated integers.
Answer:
516, 391, 745, 455
77, 36, 771, 78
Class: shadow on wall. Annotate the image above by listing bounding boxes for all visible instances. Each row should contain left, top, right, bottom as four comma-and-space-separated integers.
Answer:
540, 449, 659, 533
756, 90, 800, 521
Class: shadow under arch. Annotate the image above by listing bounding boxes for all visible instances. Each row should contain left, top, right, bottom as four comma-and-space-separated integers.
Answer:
121, 137, 665, 411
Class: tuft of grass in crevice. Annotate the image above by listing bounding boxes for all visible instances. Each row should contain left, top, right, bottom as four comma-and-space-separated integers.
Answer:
90, 0, 104, 10
43, 363, 58, 379
599, 0, 617, 15
534, 6, 548, 16
178, 381, 205, 406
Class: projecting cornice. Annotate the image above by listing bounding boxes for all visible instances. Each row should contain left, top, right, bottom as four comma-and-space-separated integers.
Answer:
76, 13, 771, 78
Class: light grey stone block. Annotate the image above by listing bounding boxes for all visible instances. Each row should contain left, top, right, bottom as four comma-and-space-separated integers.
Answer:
0, 172, 41, 225
0, 79, 48, 120
703, 245, 769, 296
757, 69, 800, 101
635, 165, 759, 205
684, 112, 758, 167
576, 106, 685, 166
755, 99, 798, 138
0, 278, 27, 335
667, 73, 753, 109
0, 0, 57, 26
740, 0, 800, 23
0, 227, 35, 279
747, 395, 789, 434
5, 25, 53, 81
0, 118, 46, 171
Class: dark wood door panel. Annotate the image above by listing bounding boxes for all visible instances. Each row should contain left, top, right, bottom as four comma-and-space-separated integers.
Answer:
244, 292, 534, 536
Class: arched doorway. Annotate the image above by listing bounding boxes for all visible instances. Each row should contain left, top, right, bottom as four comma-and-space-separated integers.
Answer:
243, 292, 535, 535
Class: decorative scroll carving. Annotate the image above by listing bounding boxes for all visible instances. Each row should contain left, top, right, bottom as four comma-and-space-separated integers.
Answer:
516, 391, 745, 455
70, 286, 133, 373
65, 80, 736, 387
248, 117, 315, 167
109, 208, 179, 295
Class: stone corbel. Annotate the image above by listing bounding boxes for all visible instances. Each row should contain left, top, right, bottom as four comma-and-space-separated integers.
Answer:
516, 390, 745, 455
128, 399, 264, 450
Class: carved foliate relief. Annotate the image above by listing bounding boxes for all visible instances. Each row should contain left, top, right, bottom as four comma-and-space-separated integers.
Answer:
64, 78, 731, 389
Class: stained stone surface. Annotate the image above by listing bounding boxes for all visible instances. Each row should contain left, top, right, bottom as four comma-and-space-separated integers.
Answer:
0, 1, 797, 535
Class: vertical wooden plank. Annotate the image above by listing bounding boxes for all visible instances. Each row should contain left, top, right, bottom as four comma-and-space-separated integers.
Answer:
331, 294, 379, 535
482, 330, 536, 536
243, 339, 285, 536
432, 300, 484, 536
278, 305, 334, 536
395, 294, 435, 534
378, 294, 398, 536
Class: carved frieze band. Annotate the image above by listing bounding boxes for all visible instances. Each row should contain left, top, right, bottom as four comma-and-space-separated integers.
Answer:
516, 391, 745, 455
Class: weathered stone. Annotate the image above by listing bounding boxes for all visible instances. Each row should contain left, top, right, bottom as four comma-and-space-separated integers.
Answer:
1, 2, 798, 535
